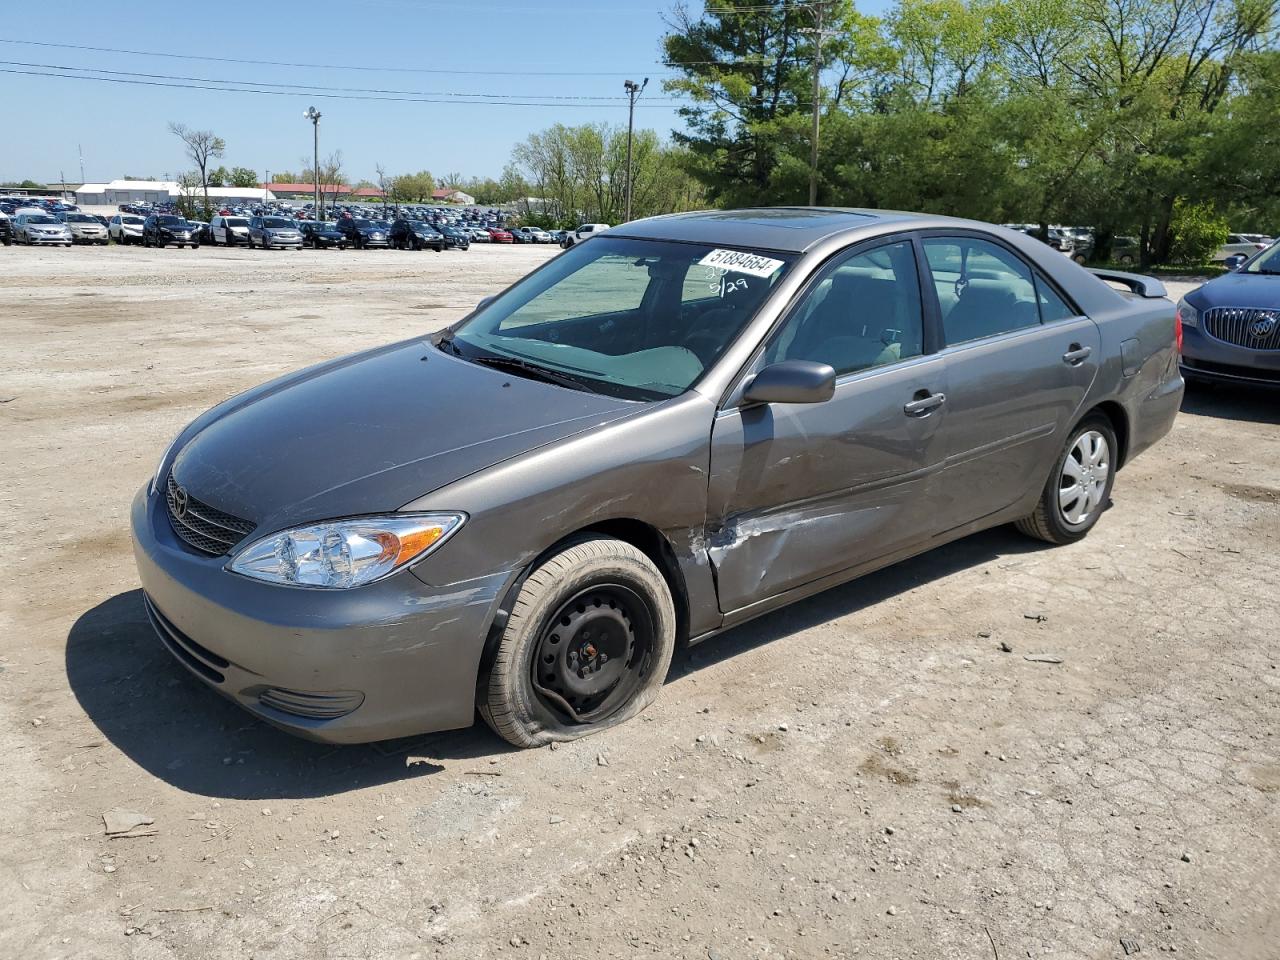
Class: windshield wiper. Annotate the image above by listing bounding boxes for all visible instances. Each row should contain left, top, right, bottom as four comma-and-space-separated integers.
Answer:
436, 331, 463, 356
464, 354, 592, 392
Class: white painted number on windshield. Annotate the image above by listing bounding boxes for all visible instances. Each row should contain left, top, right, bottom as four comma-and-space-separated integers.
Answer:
697, 248, 785, 278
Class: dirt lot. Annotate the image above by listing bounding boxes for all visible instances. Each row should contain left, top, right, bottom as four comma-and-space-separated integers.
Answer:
1, 244, 1277, 960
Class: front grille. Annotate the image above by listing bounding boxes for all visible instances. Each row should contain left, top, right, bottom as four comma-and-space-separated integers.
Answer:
165, 473, 256, 556
1182, 357, 1280, 383
1203, 307, 1280, 351
144, 594, 228, 684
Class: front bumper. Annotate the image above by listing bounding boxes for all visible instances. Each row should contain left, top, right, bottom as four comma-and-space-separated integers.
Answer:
1181, 326, 1280, 386
27, 233, 70, 244
130, 485, 510, 743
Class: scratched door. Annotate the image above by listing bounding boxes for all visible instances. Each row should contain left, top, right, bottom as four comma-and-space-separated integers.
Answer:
704, 239, 949, 613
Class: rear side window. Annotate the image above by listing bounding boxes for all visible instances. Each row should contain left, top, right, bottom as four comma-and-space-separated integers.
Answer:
923, 237, 1039, 345
1034, 277, 1077, 323
766, 240, 923, 376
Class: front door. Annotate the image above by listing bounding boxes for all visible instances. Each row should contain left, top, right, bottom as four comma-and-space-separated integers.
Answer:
919, 234, 1102, 530
707, 238, 948, 613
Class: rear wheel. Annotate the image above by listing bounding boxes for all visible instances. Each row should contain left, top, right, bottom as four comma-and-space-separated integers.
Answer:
1015, 415, 1117, 545
480, 536, 676, 748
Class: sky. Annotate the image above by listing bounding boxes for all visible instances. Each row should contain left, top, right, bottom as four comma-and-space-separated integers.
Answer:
0, 0, 890, 187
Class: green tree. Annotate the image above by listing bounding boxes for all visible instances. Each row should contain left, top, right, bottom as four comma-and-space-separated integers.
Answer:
229, 166, 260, 188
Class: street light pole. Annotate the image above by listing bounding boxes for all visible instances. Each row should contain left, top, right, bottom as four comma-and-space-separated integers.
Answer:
623, 77, 648, 223
803, 2, 835, 207
304, 107, 322, 219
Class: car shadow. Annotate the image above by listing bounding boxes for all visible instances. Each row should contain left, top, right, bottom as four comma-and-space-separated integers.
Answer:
65, 590, 517, 801
1181, 380, 1280, 424
69, 526, 1047, 800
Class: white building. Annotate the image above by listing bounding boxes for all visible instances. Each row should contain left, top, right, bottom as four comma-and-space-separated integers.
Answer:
76, 179, 179, 205
75, 179, 274, 206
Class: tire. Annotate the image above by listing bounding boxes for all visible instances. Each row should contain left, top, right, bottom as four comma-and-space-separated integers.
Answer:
480, 535, 676, 748
1015, 414, 1118, 545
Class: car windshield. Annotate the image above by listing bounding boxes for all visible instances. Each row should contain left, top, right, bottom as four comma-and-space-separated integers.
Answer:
122, 216, 143, 224
263, 217, 293, 228
159, 216, 187, 226
1242, 243, 1280, 275
372, 220, 390, 229
449, 236, 795, 401
66, 214, 95, 222
352, 219, 373, 228
27, 215, 59, 224
226, 217, 248, 227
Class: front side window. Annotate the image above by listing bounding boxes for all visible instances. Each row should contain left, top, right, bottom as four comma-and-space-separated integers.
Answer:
765, 240, 923, 376
924, 237, 1039, 345
450, 236, 795, 400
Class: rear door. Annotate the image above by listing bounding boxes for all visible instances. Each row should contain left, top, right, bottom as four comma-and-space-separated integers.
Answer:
707, 237, 948, 613
919, 233, 1101, 531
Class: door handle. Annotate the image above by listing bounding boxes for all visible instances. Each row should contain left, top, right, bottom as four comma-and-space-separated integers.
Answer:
904, 391, 946, 417
1062, 344, 1093, 365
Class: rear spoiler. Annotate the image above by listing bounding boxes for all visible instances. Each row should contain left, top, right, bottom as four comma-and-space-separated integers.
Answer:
1086, 268, 1167, 299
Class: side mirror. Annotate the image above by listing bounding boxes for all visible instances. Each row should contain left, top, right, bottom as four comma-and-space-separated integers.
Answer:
476, 295, 497, 312
1222, 254, 1247, 270
743, 360, 836, 406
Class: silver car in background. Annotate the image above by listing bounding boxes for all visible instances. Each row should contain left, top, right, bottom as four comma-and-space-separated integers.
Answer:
132, 208, 1182, 749
61, 212, 110, 245
247, 216, 303, 250
13, 213, 72, 246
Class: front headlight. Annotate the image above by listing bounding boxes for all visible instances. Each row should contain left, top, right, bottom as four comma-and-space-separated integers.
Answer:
228, 513, 464, 589
1176, 298, 1199, 328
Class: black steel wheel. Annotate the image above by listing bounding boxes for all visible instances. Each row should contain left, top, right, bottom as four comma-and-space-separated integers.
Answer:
480, 535, 676, 748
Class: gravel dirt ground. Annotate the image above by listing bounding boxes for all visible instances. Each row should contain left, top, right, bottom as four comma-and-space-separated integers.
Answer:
1, 245, 1277, 960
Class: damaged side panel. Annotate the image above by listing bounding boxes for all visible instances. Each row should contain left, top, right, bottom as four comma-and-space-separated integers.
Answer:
707, 357, 947, 613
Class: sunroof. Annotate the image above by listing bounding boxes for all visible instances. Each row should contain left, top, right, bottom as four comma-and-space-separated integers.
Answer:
691, 208, 877, 230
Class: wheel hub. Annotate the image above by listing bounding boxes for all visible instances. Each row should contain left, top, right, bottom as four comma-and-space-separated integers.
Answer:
531, 585, 653, 724
547, 601, 632, 698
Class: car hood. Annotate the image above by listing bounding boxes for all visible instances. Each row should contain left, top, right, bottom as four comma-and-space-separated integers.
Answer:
1192, 273, 1280, 309
170, 340, 641, 533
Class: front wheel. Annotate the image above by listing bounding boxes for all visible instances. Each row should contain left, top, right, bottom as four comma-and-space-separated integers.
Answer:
480, 536, 676, 748
1015, 415, 1117, 545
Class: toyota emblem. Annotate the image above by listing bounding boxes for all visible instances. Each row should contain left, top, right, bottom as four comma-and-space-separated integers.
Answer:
1249, 314, 1277, 339
173, 485, 190, 520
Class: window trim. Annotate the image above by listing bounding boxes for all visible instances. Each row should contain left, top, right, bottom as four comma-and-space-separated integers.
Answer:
721, 230, 933, 407
915, 229, 1085, 350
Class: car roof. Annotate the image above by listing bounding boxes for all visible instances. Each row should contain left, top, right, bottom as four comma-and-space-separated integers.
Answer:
613, 207, 1003, 254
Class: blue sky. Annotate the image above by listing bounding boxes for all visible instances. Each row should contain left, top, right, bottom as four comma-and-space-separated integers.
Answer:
0, 0, 886, 186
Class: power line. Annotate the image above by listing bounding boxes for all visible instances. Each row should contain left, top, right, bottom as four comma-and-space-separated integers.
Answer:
0, 37, 775, 74
0, 59, 682, 102
0, 66, 679, 108
0, 37, 677, 78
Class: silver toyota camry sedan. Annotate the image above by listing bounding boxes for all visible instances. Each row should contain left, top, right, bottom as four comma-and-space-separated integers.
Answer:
131, 208, 1183, 747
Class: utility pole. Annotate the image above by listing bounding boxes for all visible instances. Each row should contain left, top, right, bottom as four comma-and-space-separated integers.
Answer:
803, 2, 836, 206
78, 144, 85, 186
623, 77, 648, 223
304, 107, 322, 219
